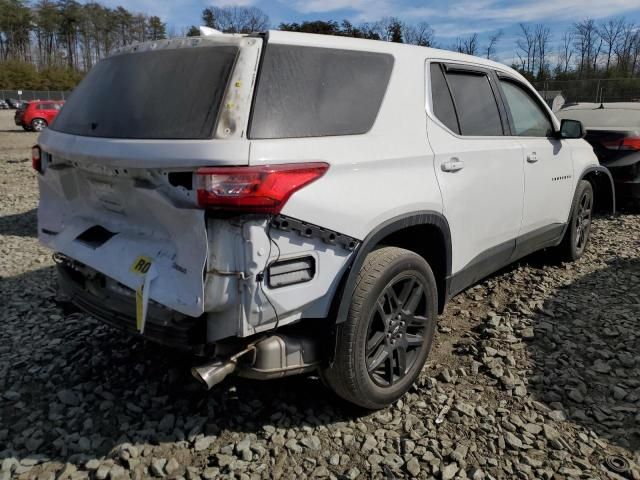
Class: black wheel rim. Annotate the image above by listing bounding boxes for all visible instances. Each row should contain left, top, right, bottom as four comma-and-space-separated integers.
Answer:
365, 273, 430, 387
575, 190, 593, 251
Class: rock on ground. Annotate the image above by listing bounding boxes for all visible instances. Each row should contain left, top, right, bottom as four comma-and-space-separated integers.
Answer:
1, 109, 639, 479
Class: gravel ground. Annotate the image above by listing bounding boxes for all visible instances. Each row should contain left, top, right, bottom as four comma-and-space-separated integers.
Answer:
1, 108, 640, 480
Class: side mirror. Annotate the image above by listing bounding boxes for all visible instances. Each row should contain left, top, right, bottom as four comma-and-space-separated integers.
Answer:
558, 119, 585, 139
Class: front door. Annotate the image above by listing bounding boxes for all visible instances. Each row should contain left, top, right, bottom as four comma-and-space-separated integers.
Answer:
496, 78, 573, 246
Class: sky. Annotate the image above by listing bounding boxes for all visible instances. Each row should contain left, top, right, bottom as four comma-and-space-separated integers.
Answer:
98, 0, 640, 64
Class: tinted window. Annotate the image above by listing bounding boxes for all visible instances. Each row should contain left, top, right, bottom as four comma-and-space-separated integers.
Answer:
500, 80, 553, 137
430, 63, 459, 134
53, 46, 238, 139
250, 45, 394, 139
446, 72, 503, 136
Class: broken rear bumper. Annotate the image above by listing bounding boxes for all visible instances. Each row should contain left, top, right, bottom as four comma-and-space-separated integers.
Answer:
57, 262, 206, 350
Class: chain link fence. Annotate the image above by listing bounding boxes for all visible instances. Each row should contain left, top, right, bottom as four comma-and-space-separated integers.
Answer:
1, 89, 71, 102
534, 78, 640, 110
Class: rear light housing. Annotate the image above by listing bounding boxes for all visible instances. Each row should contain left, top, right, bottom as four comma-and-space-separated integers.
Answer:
602, 136, 640, 151
32, 145, 42, 173
195, 163, 329, 214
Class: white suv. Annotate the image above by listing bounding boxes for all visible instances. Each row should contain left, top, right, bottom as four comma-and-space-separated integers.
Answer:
35, 31, 614, 409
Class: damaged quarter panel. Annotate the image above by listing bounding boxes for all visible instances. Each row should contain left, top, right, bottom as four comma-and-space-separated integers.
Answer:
247, 34, 441, 325
203, 217, 356, 342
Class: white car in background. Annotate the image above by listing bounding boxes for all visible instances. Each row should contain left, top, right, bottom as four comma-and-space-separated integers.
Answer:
34, 31, 614, 409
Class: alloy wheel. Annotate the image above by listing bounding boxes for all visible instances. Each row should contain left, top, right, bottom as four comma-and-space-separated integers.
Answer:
32, 119, 46, 132
575, 190, 593, 251
365, 274, 430, 387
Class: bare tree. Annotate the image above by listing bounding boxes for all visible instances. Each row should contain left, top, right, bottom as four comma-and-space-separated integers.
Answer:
403, 21, 434, 47
201, 6, 269, 33
632, 30, 640, 76
614, 22, 636, 74
535, 24, 551, 77
484, 30, 503, 59
557, 31, 574, 74
373, 17, 404, 42
599, 18, 625, 71
454, 33, 478, 55
516, 23, 536, 74
573, 18, 602, 75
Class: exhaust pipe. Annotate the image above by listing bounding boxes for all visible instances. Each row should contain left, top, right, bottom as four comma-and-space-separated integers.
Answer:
192, 332, 320, 389
191, 360, 237, 389
191, 344, 256, 389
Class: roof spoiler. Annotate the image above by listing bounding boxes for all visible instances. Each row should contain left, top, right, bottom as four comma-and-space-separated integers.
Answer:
199, 26, 223, 36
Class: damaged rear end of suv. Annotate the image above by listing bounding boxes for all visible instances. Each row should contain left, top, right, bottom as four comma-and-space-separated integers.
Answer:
38, 30, 600, 409
36, 32, 376, 402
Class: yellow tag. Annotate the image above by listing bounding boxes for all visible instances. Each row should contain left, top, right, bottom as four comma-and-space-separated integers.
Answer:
130, 256, 152, 275
135, 285, 144, 331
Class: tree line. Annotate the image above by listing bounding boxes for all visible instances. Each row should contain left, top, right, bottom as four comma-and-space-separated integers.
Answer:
0, 0, 166, 90
2, 2, 640, 91
188, 7, 640, 81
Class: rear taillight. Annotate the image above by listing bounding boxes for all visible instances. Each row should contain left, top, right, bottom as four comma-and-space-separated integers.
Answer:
195, 163, 329, 214
602, 136, 640, 151
32, 145, 42, 173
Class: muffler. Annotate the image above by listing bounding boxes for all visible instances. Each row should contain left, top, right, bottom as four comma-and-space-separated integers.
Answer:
192, 332, 320, 389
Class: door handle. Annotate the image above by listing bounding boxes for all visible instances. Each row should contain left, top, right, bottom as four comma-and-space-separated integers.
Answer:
527, 152, 539, 163
441, 158, 465, 172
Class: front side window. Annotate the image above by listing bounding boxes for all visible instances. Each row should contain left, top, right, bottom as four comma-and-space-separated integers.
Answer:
500, 80, 553, 137
249, 45, 394, 139
445, 71, 503, 136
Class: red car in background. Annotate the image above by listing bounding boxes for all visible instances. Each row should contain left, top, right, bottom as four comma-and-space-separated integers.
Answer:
15, 100, 64, 132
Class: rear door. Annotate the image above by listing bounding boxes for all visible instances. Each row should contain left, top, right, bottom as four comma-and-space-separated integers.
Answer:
427, 62, 525, 292
496, 77, 573, 245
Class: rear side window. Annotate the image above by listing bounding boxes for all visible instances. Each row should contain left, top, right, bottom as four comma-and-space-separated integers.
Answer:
445, 72, 503, 136
430, 64, 460, 134
500, 80, 553, 137
52, 46, 238, 139
249, 45, 394, 139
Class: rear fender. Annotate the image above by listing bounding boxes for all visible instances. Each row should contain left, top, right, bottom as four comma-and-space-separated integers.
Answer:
331, 211, 452, 325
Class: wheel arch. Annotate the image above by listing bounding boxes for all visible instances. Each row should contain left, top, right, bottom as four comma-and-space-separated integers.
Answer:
331, 211, 452, 327
579, 166, 615, 214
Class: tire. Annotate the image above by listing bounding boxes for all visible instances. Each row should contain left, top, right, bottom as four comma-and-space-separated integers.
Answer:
322, 247, 438, 409
557, 180, 593, 261
31, 118, 47, 132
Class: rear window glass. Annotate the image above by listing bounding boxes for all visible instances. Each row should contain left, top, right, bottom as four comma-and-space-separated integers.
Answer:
446, 72, 503, 136
52, 46, 238, 139
430, 63, 460, 134
249, 45, 394, 139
